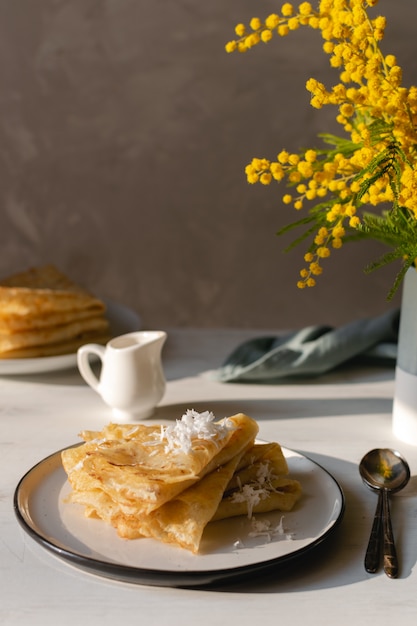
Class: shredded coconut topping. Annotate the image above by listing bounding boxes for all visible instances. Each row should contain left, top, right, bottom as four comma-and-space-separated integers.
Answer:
233, 517, 292, 548
230, 460, 278, 518
248, 516, 287, 540
159, 409, 233, 454
256, 462, 274, 485
230, 483, 269, 518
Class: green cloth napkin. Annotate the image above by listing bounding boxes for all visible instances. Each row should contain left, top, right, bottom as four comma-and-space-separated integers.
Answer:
215, 308, 399, 383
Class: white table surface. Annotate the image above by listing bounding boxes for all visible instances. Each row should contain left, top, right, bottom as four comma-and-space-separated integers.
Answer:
1, 328, 417, 625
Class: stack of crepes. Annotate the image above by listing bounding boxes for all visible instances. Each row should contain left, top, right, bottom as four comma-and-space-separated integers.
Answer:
0, 265, 110, 358
61, 410, 302, 553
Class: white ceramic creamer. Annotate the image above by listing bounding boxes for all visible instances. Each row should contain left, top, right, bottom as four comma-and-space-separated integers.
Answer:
77, 330, 167, 420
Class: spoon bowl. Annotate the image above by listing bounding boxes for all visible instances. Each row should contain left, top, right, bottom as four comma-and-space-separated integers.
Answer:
359, 448, 410, 579
360, 448, 410, 493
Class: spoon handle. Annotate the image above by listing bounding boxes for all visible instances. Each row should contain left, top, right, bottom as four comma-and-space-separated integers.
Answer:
382, 489, 398, 579
364, 490, 383, 573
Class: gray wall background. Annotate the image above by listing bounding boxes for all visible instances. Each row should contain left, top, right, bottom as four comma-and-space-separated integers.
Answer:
0, 0, 415, 329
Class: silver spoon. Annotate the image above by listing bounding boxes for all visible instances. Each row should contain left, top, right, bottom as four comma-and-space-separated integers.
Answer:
359, 448, 410, 578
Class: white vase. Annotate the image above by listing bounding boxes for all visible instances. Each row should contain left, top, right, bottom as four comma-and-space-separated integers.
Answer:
392, 267, 417, 445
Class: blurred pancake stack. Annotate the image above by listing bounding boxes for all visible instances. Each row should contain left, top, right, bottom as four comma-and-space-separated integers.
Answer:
0, 265, 111, 359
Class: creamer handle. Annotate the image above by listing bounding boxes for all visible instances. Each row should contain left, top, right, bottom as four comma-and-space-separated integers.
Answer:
77, 343, 106, 392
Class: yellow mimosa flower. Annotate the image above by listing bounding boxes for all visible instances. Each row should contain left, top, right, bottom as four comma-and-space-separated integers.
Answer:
225, 0, 417, 294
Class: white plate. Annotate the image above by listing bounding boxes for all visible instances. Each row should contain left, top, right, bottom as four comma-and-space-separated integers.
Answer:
14, 446, 345, 587
0, 300, 141, 375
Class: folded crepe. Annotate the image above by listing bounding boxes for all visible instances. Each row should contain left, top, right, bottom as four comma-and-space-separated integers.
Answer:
118, 454, 246, 552
212, 441, 301, 522
0, 265, 110, 358
132, 440, 301, 552
62, 413, 259, 516
62, 411, 302, 553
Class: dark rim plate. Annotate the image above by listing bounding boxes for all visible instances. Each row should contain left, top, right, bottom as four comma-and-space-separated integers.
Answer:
14, 445, 344, 587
